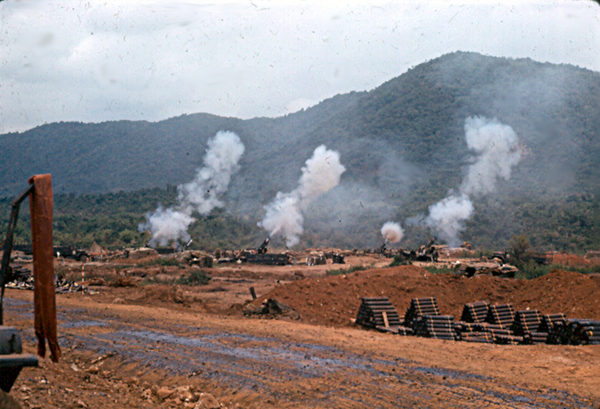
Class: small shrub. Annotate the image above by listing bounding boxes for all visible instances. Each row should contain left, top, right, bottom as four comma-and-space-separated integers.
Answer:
423, 266, 454, 275
509, 234, 532, 267
515, 263, 600, 280
477, 249, 494, 259
142, 276, 174, 286
139, 257, 181, 267
326, 264, 372, 276
176, 270, 211, 286
110, 276, 136, 287
389, 256, 411, 267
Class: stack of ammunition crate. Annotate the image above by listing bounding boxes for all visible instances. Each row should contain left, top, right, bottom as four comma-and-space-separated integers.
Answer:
547, 320, 570, 345
512, 310, 547, 344
481, 324, 513, 339
403, 297, 440, 328
452, 322, 502, 342
539, 313, 567, 333
460, 301, 490, 323
526, 330, 551, 344
413, 314, 456, 340
485, 304, 525, 344
493, 334, 524, 345
454, 301, 492, 343
453, 321, 478, 335
542, 314, 567, 344
546, 317, 599, 345
354, 297, 598, 346
355, 297, 412, 335
459, 331, 494, 343
578, 319, 600, 345
486, 304, 516, 328
561, 319, 600, 345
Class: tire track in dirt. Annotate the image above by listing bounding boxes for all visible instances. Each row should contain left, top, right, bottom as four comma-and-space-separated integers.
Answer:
5, 296, 594, 408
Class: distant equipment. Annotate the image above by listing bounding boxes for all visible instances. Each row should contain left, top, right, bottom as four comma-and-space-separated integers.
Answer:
53, 245, 90, 262
492, 251, 509, 264
257, 237, 270, 254
377, 240, 388, 254
246, 253, 289, 266
332, 254, 345, 264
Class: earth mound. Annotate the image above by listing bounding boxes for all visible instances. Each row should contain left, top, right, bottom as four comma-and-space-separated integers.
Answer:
551, 252, 597, 266
252, 266, 600, 328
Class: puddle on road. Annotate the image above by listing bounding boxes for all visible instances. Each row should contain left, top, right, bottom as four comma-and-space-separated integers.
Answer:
4, 298, 30, 307
413, 365, 489, 382
67, 327, 590, 407
61, 320, 109, 329
5, 297, 592, 408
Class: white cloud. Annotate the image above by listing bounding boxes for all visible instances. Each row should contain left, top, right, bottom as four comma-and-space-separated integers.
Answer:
285, 98, 318, 114
0, 0, 599, 133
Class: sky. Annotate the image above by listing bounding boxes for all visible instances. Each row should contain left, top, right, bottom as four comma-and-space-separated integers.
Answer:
1, 0, 599, 134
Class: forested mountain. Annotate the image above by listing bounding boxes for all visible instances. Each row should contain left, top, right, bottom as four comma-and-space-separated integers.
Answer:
1, 52, 599, 251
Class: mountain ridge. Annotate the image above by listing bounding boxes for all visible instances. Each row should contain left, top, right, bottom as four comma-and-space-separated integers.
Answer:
1, 51, 599, 250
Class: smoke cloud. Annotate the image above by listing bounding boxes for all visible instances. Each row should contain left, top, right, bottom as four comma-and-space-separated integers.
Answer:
258, 145, 346, 247
422, 116, 522, 246
381, 221, 404, 243
461, 116, 522, 196
424, 194, 474, 245
139, 131, 245, 247
177, 131, 246, 215
139, 204, 196, 247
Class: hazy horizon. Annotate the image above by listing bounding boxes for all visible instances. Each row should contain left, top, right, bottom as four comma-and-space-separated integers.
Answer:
1, 0, 598, 134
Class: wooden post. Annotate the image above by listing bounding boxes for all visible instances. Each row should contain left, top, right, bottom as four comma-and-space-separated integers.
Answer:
382, 311, 389, 328
29, 174, 61, 362
249, 287, 257, 300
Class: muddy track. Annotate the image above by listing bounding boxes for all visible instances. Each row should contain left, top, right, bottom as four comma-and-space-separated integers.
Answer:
5, 296, 596, 408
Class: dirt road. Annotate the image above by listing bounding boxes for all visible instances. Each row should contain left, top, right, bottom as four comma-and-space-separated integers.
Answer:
5, 289, 599, 408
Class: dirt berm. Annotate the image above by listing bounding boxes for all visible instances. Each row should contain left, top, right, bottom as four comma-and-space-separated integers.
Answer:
251, 266, 600, 327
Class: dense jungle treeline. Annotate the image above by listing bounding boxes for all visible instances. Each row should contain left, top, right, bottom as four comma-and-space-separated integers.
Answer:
0, 185, 598, 253
0, 186, 264, 251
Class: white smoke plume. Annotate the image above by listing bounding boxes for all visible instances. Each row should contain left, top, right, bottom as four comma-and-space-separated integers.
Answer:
258, 192, 304, 247
461, 116, 522, 196
177, 131, 246, 215
424, 194, 474, 246
422, 116, 522, 246
381, 221, 404, 243
258, 145, 346, 247
139, 204, 195, 247
297, 145, 346, 205
139, 131, 245, 247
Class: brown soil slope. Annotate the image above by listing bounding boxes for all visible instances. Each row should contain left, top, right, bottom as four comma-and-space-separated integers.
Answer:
552, 252, 600, 266
256, 266, 600, 327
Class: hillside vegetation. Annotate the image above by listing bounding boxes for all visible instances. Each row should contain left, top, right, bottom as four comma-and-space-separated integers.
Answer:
1, 52, 599, 251
0, 187, 265, 251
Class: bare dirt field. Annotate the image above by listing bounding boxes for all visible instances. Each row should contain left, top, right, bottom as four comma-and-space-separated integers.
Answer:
4, 254, 600, 408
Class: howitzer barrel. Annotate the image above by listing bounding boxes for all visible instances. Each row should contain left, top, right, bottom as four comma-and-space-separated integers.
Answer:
257, 237, 270, 254
379, 240, 388, 253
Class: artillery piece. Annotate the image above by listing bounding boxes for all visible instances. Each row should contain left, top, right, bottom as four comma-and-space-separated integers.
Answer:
257, 237, 270, 254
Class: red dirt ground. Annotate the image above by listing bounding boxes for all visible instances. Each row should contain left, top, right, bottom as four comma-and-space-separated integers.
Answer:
5, 258, 600, 408
551, 252, 600, 266
252, 266, 600, 327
